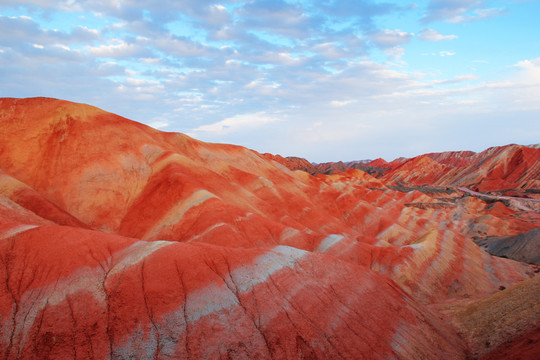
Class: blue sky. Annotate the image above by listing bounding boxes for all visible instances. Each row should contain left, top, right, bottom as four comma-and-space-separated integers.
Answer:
1, 0, 539, 162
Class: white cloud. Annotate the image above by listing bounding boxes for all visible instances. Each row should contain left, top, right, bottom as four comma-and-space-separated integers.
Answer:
330, 100, 355, 107
125, 77, 155, 86
514, 57, 540, 72
54, 44, 71, 51
311, 42, 347, 59
0, 14, 99, 47
152, 36, 211, 58
248, 52, 306, 67
384, 46, 405, 59
1, 0, 539, 162
432, 75, 478, 85
244, 79, 281, 95
418, 29, 457, 41
88, 40, 145, 58
203, 4, 231, 27
189, 113, 282, 136
422, 1, 506, 23
149, 120, 170, 129
368, 29, 414, 48
237, 0, 315, 38
449, 7, 506, 23
439, 51, 455, 56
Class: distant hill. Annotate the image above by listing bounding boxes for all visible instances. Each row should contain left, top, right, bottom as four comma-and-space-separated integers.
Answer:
274, 145, 540, 192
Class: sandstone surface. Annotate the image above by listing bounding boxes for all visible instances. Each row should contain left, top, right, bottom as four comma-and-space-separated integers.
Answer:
0, 97, 538, 359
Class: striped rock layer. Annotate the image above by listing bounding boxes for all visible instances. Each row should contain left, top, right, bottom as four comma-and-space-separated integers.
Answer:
0, 97, 539, 359
302, 145, 540, 192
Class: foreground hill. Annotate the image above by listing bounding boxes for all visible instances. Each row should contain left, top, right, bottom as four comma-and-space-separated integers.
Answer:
0, 97, 539, 359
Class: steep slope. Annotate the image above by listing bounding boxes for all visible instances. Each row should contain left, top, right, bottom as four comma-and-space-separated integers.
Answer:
0, 170, 87, 228
380, 145, 540, 191
368, 158, 390, 168
449, 145, 540, 191
311, 146, 540, 194
425, 150, 477, 167
380, 156, 449, 185
0, 97, 539, 359
0, 224, 467, 359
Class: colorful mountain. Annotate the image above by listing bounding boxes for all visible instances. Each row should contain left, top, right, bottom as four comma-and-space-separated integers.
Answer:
0, 97, 538, 359
308, 146, 540, 193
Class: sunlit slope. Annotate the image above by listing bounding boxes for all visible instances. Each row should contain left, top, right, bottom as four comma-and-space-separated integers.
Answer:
1, 97, 538, 359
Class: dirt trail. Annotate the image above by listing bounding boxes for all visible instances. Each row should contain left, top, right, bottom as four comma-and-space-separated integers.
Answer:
457, 187, 540, 202
457, 187, 540, 211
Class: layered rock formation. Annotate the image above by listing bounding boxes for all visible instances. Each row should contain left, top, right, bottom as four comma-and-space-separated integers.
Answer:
380, 145, 540, 192
309, 145, 540, 193
0, 97, 539, 359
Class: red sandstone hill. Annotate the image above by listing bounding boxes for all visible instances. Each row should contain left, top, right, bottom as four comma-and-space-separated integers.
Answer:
288, 145, 540, 194
262, 153, 319, 175
381, 145, 540, 192
266, 157, 386, 177
368, 158, 390, 168
0, 97, 539, 359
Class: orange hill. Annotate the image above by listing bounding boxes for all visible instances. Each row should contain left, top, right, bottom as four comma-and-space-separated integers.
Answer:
0, 97, 539, 359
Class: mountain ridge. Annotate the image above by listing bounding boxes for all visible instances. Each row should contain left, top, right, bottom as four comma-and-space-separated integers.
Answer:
271, 144, 540, 195
0, 97, 539, 359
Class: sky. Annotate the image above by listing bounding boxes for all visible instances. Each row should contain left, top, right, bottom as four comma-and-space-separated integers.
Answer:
1, 0, 539, 162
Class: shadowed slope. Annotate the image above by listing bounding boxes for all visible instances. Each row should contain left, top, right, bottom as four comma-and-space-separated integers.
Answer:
474, 227, 540, 265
